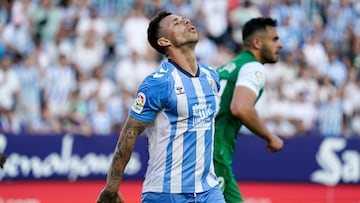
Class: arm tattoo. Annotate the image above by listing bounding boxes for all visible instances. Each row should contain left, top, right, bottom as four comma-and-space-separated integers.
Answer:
105, 116, 148, 191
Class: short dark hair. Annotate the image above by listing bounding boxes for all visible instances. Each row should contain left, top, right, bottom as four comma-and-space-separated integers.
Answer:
147, 10, 172, 55
242, 17, 277, 43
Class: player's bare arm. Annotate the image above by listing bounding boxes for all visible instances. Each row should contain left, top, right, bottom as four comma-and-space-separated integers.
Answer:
97, 116, 148, 203
230, 86, 283, 152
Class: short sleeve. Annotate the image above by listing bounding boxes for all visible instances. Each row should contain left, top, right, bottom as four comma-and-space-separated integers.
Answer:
235, 61, 266, 97
129, 74, 169, 123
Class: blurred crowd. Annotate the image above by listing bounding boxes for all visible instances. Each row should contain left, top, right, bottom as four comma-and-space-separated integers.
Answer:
0, 0, 359, 138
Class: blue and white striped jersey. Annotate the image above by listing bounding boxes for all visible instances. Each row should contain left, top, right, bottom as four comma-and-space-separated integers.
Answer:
130, 60, 220, 194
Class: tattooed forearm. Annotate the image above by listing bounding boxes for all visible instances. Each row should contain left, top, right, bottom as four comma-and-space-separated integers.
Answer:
105, 116, 148, 191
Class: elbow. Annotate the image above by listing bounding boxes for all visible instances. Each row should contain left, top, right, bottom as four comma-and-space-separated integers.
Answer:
230, 103, 247, 120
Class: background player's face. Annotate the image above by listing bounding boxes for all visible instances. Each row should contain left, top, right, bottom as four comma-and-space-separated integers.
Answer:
259, 26, 282, 63
159, 14, 198, 47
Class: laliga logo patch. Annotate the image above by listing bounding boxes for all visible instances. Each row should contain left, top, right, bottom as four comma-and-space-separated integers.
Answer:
253, 70, 264, 85
132, 92, 146, 114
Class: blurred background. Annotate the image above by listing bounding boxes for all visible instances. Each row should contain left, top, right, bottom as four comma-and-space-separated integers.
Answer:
0, 0, 359, 202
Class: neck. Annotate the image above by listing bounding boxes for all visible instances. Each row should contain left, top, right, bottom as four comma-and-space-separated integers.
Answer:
245, 48, 263, 64
167, 47, 198, 76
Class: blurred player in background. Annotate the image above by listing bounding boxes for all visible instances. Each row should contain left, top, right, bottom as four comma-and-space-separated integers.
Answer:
96, 10, 225, 203
0, 153, 6, 168
213, 17, 284, 203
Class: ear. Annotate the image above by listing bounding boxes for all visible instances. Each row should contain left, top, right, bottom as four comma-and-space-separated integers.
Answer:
158, 37, 170, 47
253, 37, 261, 50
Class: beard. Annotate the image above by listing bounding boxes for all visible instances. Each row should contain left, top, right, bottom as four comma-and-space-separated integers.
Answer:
260, 46, 278, 64
173, 31, 199, 48
175, 37, 198, 48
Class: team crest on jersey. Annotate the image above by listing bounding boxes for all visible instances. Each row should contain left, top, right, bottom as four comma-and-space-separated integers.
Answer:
132, 92, 146, 114
253, 70, 264, 85
208, 79, 216, 91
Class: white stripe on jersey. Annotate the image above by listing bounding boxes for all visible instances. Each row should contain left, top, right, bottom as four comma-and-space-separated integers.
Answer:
192, 77, 206, 192
170, 70, 186, 193
142, 113, 170, 192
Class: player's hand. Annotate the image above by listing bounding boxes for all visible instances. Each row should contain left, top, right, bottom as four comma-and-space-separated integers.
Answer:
266, 135, 283, 152
96, 188, 124, 203
0, 153, 6, 168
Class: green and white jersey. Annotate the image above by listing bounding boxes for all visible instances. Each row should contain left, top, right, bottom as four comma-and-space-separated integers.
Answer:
214, 50, 266, 164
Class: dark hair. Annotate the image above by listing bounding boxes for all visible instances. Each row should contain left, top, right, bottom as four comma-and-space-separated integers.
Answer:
242, 17, 277, 43
147, 10, 172, 55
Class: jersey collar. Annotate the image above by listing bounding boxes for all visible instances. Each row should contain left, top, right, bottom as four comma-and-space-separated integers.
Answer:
168, 59, 200, 78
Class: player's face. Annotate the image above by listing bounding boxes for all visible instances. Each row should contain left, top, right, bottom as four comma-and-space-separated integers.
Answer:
260, 26, 282, 64
159, 14, 198, 47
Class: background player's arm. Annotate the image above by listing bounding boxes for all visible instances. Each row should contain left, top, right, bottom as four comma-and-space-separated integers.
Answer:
97, 116, 148, 203
230, 86, 283, 152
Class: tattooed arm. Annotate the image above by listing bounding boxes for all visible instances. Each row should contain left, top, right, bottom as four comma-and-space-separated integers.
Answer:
97, 116, 148, 203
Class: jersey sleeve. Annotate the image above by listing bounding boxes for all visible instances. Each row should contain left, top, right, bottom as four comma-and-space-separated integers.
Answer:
235, 61, 266, 97
129, 74, 169, 123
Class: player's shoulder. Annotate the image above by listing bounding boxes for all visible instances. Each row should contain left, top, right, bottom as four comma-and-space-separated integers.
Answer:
241, 61, 264, 73
198, 61, 214, 70
143, 62, 174, 86
198, 62, 218, 76
137, 63, 173, 102
234, 50, 262, 67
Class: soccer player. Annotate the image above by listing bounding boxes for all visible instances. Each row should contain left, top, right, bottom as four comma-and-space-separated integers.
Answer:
213, 17, 284, 203
96, 10, 225, 203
